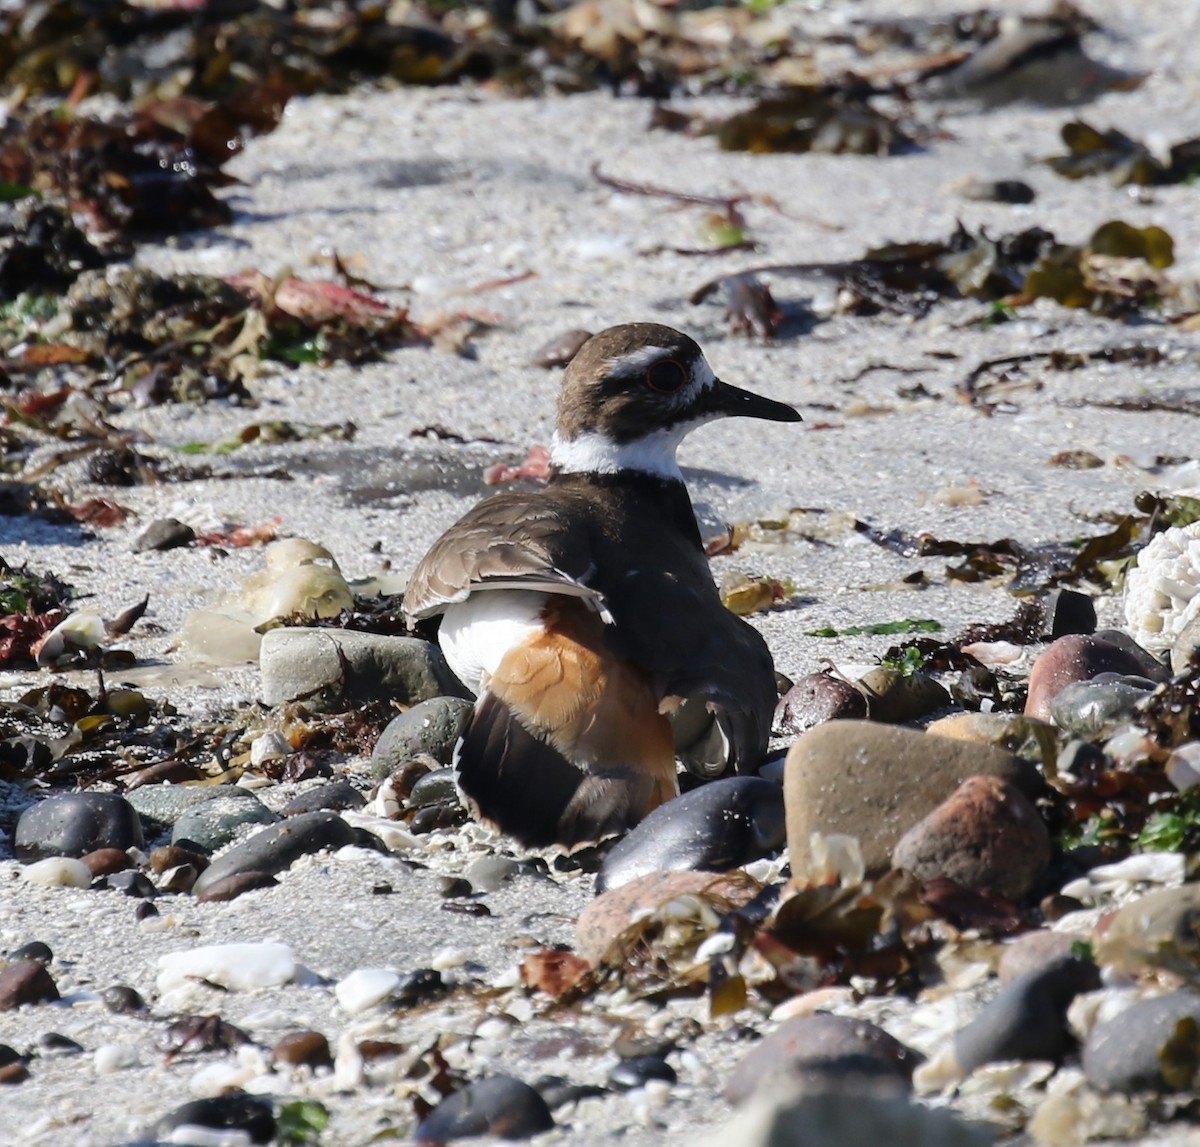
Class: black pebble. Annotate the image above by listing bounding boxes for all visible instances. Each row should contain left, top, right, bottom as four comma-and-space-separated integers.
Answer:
98, 871, 157, 898
416, 1074, 555, 1141
8, 941, 53, 964
14, 792, 144, 862
134, 517, 195, 553
150, 1092, 276, 1144
394, 968, 445, 1008
608, 1056, 677, 1090
103, 985, 147, 1014
39, 1032, 84, 1056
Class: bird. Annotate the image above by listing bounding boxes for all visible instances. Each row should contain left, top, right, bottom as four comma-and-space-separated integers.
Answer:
403, 322, 801, 850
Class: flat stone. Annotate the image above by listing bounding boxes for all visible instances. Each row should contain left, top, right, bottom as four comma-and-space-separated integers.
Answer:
126, 784, 252, 835
280, 780, 366, 816
726, 1014, 921, 1105
892, 775, 1051, 900
133, 517, 194, 553
259, 627, 468, 710
171, 791, 278, 852
784, 721, 1041, 878
596, 777, 785, 894
14, 792, 144, 862
1025, 634, 1153, 722
1083, 989, 1200, 1093
191, 810, 357, 898
370, 696, 473, 780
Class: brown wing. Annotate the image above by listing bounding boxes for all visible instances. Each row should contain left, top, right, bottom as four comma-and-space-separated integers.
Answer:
403, 493, 607, 624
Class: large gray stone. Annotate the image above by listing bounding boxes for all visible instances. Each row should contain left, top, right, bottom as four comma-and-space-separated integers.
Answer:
14, 792, 144, 862
370, 696, 473, 780
259, 628, 469, 709
171, 791, 279, 852
1084, 990, 1200, 1093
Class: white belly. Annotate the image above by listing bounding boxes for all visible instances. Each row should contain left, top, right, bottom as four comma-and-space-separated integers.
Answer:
439, 590, 548, 696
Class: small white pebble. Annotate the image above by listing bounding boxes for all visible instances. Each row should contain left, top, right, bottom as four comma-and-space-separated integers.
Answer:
475, 1017, 514, 1041
93, 1043, 138, 1074
23, 856, 91, 888
250, 731, 291, 767
431, 947, 468, 971
189, 1061, 256, 1096
335, 968, 400, 1014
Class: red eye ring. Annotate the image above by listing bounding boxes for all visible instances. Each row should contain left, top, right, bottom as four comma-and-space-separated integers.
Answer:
645, 359, 687, 393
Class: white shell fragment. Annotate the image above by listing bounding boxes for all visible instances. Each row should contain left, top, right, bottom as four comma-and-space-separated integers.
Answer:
156, 942, 296, 995
335, 968, 401, 1014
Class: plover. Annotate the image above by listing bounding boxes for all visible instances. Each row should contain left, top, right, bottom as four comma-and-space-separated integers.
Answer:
404, 323, 801, 848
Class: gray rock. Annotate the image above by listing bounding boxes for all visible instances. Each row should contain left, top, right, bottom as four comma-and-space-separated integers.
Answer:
370, 696, 473, 780
1049, 675, 1157, 738
608, 1056, 675, 1090
191, 810, 357, 898
126, 785, 250, 836
280, 780, 366, 816
725, 1014, 921, 1106
415, 1074, 555, 1140
171, 791, 279, 852
596, 777, 785, 895
133, 517, 194, 553
784, 721, 1042, 878
259, 627, 469, 710
955, 956, 1100, 1074
1083, 989, 1200, 1093
409, 767, 461, 808
14, 792, 144, 862
465, 855, 519, 893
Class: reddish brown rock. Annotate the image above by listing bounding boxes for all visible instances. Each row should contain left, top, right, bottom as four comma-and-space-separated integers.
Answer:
1025, 634, 1152, 721
576, 870, 760, 966
892, 776, 1051, 901
0, 961, 60, 1010
80, 848, 130, 877
272, 1030, 333, 1068
195, 870, 279, 903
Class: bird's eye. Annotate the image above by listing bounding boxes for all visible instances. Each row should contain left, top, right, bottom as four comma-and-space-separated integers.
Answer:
645, 359, 687, 393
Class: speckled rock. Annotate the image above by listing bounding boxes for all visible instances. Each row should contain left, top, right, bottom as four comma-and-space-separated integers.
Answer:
726, 1014, 921, 1105
576, 870, 760, 966
415, 1074, 555, 1140
1083, 990, 1200, 1093
259, 627, 468, 710
891, 776, 1051, 900
14, 792, 144, 861
595, 777, 785, 894
1024, 634, 1153, 722
0, 961, 59, 1010
370, 697, 474, 780
954, 955, 1100, 1074
126, 784, 248, 836
855, 667, 952, 724
773, 673, 867, 735
279, 780, 366, 816
191, 810, 357, 898
171, 790, 279, 851
784, 721, 1041, 878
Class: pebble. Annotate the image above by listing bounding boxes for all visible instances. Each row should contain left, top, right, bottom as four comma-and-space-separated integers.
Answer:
415, 1074, 555, 1141
1166, 742, 1200, 791
1048, 675, 1158, 738
150, 844, 209, 875
80, 847, 132, 877
408, 766, 461, 807
272, 1030, 333, 1069
14, 791, 144, 861
40, 1032, 84, 1056
531, 327, 592, 367
8, 941, 52, 964
725, 1014, 920, 1105
784, 720, 1040, 878
370, 696, 474, 780
195, 870, 280, 902
0, 960, 60, 1009
335, 968, 401, 1014
854, 667, 951, 724
22, 856, 92, 888
953, 955, 1101, 1075
171, 790, 279, 852
93, 1043, 139, 1074
98, 870, 158, 898
103, 985, 147, 1013
132, 516, 195, 552
465, 855, 520, 893
280, 779, 365, 816
1024, 634, 1154, 722
1083, 989, 1200, 1093
608, 1055, 676, 1090
955, 177, 1036, 204
259, 627, 468, 709
126, 784, 246, 835
924, 711, 1042, 749
595, 777, 785, 894
190, 810, 357, 898
576, 870, 761, 966
149, 1092, 276, 1145
891, 775, 1051, 900
773, 672, 867, 735
156, 942, 296, 994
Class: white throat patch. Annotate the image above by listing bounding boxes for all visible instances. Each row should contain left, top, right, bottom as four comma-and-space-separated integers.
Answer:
551, 425, 696, 480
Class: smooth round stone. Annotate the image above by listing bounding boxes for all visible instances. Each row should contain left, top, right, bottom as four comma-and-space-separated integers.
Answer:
40, 1032, 84, 1056
954, 955, 1100, 1074
259, 627, 468, 710
408, 767, 461, 808
773, 673, 867, 735
596, 777, 785, 895
784, 721, 1041, 879
126, 784, 243, 836
336, 968, 402, 1015
150, 1093, 276, 1145
149, 844, 209, 875
855, 667, 951, 724
608, 1056, 676, 1091
1024, 635, 1153, 722
103, 985, 146, 1013
156, 942, 295, 995
22, 857, 92, 888
280, 780, 365, 816
416, 1074, 555, 1141
272, 1030, 333, 1068
891, 776, 1051, 901
465, 855, 519, 893
370, 697, 474, 780
81, 847, 131, 877
1049, 676, 1158, 738
0, 961, 60, 1010
725, 1014, 921, 1105
171, 791, 279, 852
191, 810, 357, 898
1083, 990, 1200, 1093
14, 792, 144, 862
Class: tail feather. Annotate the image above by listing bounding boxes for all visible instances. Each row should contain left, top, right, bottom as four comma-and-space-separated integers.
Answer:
455, 692, 661, 850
